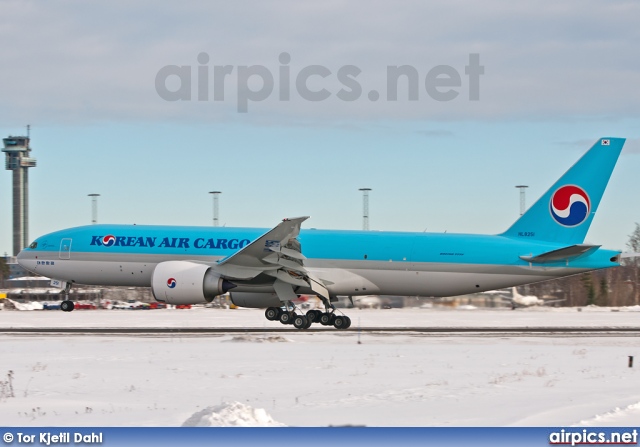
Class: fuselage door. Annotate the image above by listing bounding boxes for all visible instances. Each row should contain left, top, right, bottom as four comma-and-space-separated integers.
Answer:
59, 238, 72, 259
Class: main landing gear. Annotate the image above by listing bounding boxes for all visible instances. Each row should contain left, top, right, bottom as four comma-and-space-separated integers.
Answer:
264, 302, 352, 330
60, 283, 74, 312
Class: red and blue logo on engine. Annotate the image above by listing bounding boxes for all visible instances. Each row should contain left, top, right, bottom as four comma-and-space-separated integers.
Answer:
549, 185, 590, 227
102, 235, 116, 247
167, 278, 176, 288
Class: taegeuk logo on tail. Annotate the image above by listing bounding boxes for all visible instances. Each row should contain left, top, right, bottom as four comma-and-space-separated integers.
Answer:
549, 185, 590, 227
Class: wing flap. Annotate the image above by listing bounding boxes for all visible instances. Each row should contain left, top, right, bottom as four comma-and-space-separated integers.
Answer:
269, 246, 306, 260
307, 273, 330, 300
263, 253, 306, 271
273, 279, 298, 302
212, 263, 278, 280
265, 269, 309, 288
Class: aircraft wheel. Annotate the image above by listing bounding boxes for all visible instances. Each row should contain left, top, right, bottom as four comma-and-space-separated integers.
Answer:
319, 312, 333, 326
306, 310, 318, 323
61, 300, 75, 312
303, 316, 313, 329
333, 316, 348, 329
293, 315, 308, 329
342, 316, 352, 329
265, 307, 279, 321
279, 311, 295, 325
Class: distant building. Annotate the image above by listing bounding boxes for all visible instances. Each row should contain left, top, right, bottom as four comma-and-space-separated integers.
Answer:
1, 256, 34, 281
2, 132, 37, 256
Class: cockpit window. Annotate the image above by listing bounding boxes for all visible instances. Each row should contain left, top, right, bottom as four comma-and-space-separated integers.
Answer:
29, 241, 37, 249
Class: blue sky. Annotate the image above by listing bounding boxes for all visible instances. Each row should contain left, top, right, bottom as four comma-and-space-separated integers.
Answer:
1, 0, 639, 254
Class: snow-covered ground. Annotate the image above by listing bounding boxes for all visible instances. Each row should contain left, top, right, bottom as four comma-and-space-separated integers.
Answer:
0, 307, 639, 426
2, 304, 640, 329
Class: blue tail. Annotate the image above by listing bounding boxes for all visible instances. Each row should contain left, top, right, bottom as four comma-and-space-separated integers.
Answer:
501, 137, 625, 244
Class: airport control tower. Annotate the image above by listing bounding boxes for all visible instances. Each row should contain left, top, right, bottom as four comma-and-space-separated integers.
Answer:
2, 128, 36, 256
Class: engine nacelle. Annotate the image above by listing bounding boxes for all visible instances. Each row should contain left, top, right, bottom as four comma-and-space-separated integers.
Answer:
229, 292, 282, 308
151, 261, 235, 305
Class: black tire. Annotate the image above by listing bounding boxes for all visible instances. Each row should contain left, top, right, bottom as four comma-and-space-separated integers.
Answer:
342, 316, 352, 329
319, 312, 332, 325
303, 316, 313, 329
293, 315, 308, 329
306, 310, 317, 323
314, 310, 323, 321
333, 316, 347, 329
61, 300, 74, 312
265, 307, 279, 321
279, 311, 296, 325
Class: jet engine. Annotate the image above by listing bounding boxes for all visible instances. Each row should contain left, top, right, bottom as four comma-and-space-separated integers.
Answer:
151, 261, 236, 305
229, 292, 282, 308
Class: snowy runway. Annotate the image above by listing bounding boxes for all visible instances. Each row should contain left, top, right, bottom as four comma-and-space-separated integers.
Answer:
1, 307, 639, 426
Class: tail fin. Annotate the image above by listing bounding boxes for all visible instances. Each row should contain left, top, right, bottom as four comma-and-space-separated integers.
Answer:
501, 137, 625, 244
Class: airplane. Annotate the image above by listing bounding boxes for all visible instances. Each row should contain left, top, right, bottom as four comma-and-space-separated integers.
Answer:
353, 295, 383, 309
17, 137, 628, 330
503, 287, 566, 310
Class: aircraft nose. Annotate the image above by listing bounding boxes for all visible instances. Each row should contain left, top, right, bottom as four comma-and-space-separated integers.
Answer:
16, 250, 26, 267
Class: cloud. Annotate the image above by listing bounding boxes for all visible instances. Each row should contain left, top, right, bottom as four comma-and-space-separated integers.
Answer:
555, 137, 640, 154
1, 0, 640, 125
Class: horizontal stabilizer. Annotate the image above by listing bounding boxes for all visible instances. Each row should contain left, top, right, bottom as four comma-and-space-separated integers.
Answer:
520, 244, 600, 264
619, 252, 640, 259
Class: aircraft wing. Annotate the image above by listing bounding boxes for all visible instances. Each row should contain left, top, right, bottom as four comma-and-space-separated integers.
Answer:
541, 298, 566, 306
212, 216, 331, 301
212, 217, 308, 279
520, 244, 600, 264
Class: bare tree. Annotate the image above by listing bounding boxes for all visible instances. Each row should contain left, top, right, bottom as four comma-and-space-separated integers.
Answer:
623, 223, 640, 305
0, 258, 8, 288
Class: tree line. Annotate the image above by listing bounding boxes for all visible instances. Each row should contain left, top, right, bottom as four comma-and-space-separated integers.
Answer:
526, 223, 640, 307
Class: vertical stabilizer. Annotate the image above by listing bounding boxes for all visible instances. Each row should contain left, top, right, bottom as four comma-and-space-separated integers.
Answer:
501, 138, 625, 244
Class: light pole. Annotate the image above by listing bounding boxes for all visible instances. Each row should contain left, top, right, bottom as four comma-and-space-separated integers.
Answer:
515, 185, 528, 216
88, 194, 100, 224
359, 188, 371, 231
209, 191, 221, 226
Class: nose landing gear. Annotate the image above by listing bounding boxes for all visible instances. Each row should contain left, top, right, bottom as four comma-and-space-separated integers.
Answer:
59, 282, 74, 312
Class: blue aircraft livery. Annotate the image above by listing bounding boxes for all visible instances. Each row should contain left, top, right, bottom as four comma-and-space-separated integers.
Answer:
90, 235, 251, 250
16, 137, 632, 330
